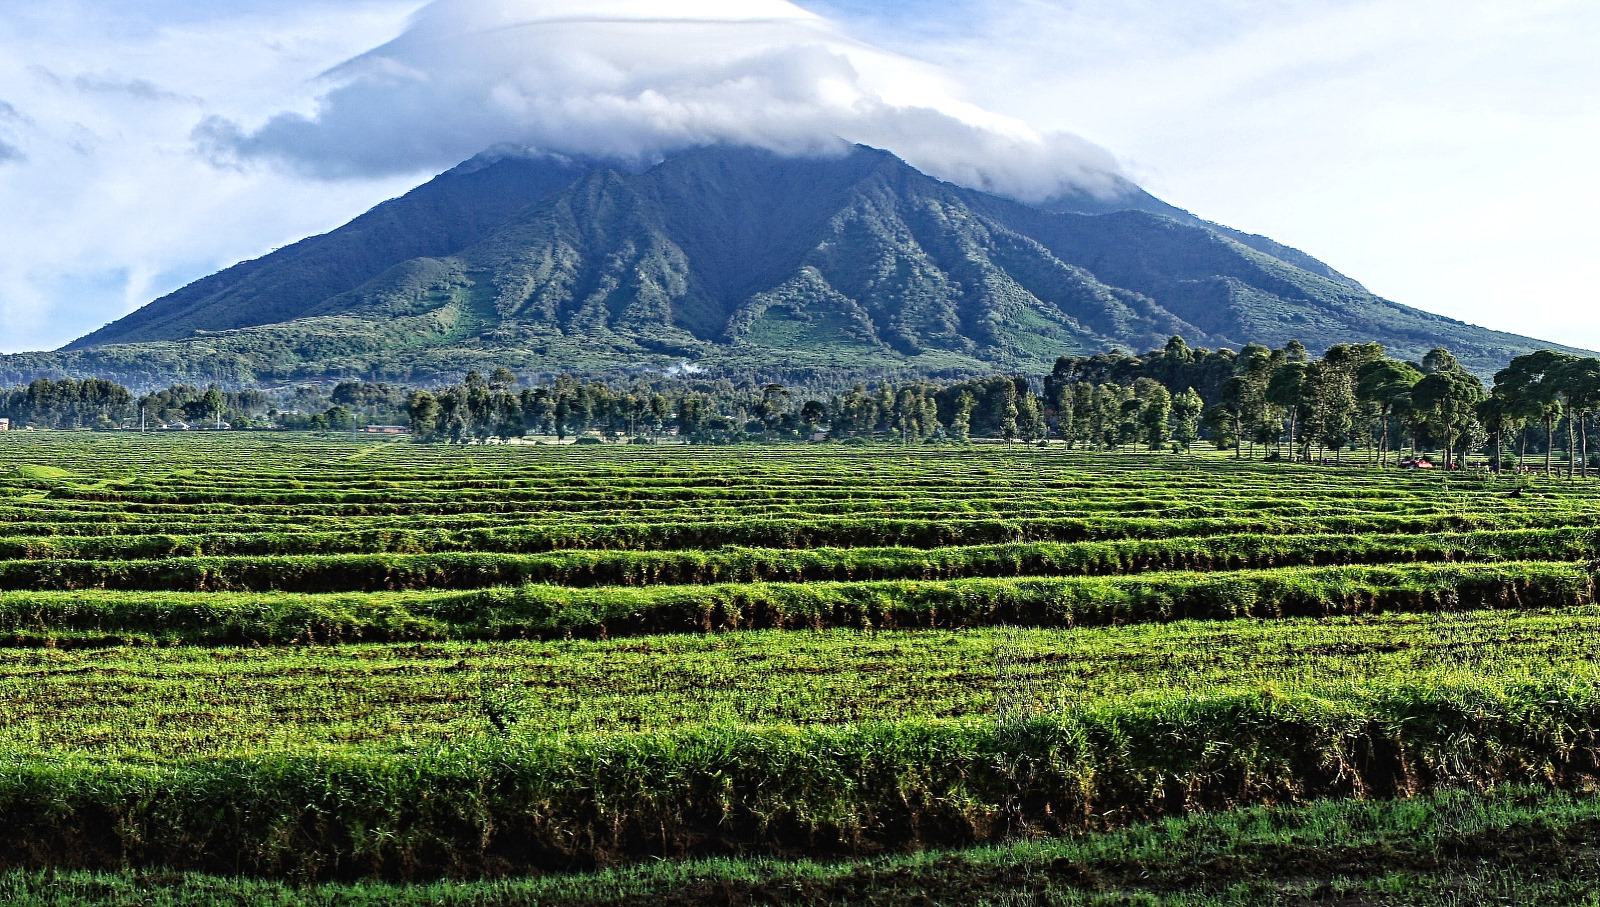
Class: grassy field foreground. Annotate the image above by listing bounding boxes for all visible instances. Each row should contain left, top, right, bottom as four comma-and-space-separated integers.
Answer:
8, 788, 1600, 905
1, 435, 1599, 899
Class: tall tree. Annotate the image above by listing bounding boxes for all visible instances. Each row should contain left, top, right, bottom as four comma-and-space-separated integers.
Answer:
1557, 358, 1600, 479
1016, 387, 1047, 442
1141, 384, 1173, 451
404, 390, 441, 441
1171, 387, 1203, 452
1266, 362, 1308, 460
1412, 370, 1486, 470
950, 392, 975, 443
1356, 360, 1422, 467
1069, 383, 1095, 448
1495, 351, 1579, 476
1475, 391, 1520, 473
997, 381, 1019, 442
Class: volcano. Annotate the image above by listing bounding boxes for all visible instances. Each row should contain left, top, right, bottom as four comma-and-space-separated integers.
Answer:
8, 144, 1578, 385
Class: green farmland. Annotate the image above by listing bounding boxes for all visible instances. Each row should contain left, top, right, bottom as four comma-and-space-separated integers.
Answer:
2, 433, 1600, 905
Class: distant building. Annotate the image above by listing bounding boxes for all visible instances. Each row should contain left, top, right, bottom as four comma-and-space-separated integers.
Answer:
0, 418, 9, 431
362, 425, 410, 434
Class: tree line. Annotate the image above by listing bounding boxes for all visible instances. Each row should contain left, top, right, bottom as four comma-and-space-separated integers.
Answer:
6, 339, 1600, 474
0, 380, 363, 431
0, 378, 133, 431
396, 359, 1211, 452
1190, 340, 1599, 475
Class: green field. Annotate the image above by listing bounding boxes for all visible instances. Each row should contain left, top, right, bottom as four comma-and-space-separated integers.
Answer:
9, 788, 1600, 905
1, 434, 1599, 903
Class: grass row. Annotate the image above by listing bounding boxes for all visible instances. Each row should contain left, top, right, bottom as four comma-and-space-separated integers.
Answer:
6, 609, 1600, 758
0, 685, 1598, 879
0, 510, 1593, 556
0, 562, 1589, 647
0, 528, 1593, 593
5, 787, 1597, 905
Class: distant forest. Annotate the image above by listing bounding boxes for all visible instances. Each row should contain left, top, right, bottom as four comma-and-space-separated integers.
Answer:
4, 337, 1599, 473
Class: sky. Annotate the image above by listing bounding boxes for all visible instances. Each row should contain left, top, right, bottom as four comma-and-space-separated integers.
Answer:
1, 0, 1596, 354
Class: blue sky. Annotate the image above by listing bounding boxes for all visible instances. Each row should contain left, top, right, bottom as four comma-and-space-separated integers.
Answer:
2, 0, 1597, 354
799, 0, 990, 36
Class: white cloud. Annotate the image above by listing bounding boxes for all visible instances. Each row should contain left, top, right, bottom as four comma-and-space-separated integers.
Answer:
0, 0, 425, 353
931, 0, 1600, 350
198, 0, 1123, 200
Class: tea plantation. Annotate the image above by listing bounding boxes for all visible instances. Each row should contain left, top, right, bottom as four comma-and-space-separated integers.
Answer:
2, 433, 1599, 905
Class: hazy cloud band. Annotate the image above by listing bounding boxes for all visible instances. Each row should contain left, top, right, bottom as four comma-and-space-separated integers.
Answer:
196, 0, 1126, 201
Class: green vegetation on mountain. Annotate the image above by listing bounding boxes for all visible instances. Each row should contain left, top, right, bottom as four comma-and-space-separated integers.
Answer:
0, 146, 1582, 386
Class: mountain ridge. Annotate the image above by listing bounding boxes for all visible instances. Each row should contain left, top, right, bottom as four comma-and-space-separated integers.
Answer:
7, 144, 1585, 385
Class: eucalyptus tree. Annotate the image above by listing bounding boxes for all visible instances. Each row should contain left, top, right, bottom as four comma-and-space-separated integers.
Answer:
1171, 387, 1204, 452
798, 399, 828, 438
494, 392, 524, 439
1356, 360, 1422, 467
1495, 351, 1579, 476
996, 381, 1020, 442
1325, 343, 1387, 461
1069, 383, 1095, 448
949, 392, 975, 442
649, 393, 672, 437
1265, 361, 1308, 461
404, 390, 441, 441
488, 367, 518, 392
755, 384, 790, 434
875, 384, 896, 433
1558, 358, 1600, 478
1302, 359, 1360, 461
1217, 376, 1248, 459
833, 385, 875, 436
1201, 403, 1238, 451
1476, 391, 1521, 473
894, 389, 919, 444
1412, 370, 1486, 470
1141, 384, 1173, 450
1052, 385, 1075, 443
1094, 383, 1126, 449
674, 395, 704, 440
1337, 345, 1388, 463
1117, 391, 1145, 449
1221, 345, 1276, 458
1421, 348, 1463, 375
1016, 388, 1047, 442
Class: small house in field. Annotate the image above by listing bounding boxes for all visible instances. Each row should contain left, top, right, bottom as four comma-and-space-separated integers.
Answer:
362, 425, 410, 434
0, 418, 9, 431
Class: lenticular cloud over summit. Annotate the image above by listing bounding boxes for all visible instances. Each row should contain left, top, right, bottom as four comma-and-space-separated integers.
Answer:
197, 0, 1123, 202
